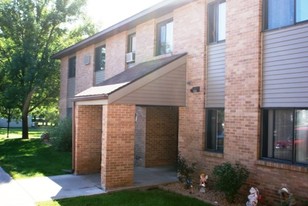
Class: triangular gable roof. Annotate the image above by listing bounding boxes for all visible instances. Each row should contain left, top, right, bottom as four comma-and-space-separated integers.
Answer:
75, 53, 187, 106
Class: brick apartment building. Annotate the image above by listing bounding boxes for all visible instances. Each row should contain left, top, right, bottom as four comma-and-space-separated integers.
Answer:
53, 0, 308, 203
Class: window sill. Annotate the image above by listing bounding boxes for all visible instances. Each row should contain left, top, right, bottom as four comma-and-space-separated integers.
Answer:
207, 40, 225, 46
263, 20, 308, 32
203, 151, 223, 158
256, 160, 308, 173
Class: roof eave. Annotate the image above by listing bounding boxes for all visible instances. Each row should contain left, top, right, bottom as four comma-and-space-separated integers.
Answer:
73, 94, 109, 102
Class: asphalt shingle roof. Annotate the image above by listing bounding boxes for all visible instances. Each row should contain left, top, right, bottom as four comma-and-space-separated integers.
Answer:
99, 53, 187, 87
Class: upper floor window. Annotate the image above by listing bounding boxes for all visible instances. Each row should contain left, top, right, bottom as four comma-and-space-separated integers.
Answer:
208, 0, 226, 44
68, 56, 76, 78
262, 109, 308, 165
128, 33, 136, 53
156, 19, 173, 55
94, 45, 106, 71
206, 109, 225, 153
264, 0, 308, 30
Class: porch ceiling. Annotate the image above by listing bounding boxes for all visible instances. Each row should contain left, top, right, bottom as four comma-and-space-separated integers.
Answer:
74, 53, 187, 106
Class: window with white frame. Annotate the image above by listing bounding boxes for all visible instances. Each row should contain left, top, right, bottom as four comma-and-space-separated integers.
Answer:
128, 33, 136, 53
156, 19, 173, 55
208, 0, 226, 44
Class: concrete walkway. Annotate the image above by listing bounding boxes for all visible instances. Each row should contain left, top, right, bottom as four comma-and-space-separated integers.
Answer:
0, 166, 177, 206
0, 167, 104, 206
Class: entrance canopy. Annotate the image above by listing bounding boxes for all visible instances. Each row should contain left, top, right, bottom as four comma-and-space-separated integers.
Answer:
75, 53, 187, 106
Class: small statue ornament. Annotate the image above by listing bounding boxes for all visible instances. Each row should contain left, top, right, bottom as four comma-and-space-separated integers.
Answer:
199, 173, 208, 193
278, 186, 296, 206
246, 187, 259, 206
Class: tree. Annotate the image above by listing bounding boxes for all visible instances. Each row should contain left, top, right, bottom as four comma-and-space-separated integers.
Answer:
0, 0, 95, 139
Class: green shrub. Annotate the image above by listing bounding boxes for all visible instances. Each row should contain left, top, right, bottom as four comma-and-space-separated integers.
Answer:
49, 118, 72, 152
212, 162, 249, 203
177, 154, 197, 189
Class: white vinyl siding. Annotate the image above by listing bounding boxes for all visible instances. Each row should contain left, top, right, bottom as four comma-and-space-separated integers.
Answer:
206, 42, 226, 108
263, 23, 308, 107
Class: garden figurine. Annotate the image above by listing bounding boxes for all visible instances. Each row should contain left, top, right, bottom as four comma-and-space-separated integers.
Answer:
278, 187, 296, 206
199, 173, 208, 193
246, 187, 259, 206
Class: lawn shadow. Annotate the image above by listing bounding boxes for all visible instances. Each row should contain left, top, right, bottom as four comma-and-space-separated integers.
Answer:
0, 138, 71, 179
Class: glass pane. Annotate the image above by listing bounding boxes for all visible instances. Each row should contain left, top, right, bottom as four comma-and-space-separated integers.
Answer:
165, 21, 173, 53
207, 110, 217, 150
218, 2, 226, 41
100, 46, 106, 70
159, 24, 166, 54
216, 109, 224, 151
207, 3, 215, 43
295, 110, 308, 164
296, 0, 308, 22
68, 56, 76, 78
267, 0, 294, 29
274, 110, 293, 161
128, 34, 136, 52
206, 109, 224, 152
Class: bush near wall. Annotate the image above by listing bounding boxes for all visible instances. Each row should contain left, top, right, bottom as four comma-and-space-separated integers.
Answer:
48, 118, 72, 152
212, 162, 249, 203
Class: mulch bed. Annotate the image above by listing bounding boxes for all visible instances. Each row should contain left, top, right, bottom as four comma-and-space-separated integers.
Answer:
159, 182, 245, 206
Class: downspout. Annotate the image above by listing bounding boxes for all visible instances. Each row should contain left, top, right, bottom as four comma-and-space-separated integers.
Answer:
72, 101, 76, 174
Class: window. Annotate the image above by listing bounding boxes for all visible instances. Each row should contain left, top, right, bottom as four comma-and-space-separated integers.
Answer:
208, 0, 226, 44
264, 0, 308, 30
94, 45, 106, 71
128, 33, 136, 53
156, 19, 173, 55
206, 109, 225, 152
262, 109, 308, 165
68, 56, 76, 78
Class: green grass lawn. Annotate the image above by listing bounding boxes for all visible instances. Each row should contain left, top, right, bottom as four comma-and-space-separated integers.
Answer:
0, 127, 45, 139
37, 189, 211, 206
0, 128, 71, 179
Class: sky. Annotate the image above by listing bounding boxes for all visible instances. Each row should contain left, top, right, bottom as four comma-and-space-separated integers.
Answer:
86, 0, 164, 30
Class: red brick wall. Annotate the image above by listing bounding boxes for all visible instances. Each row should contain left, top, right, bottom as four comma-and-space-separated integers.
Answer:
74, 105, 102, 174
136, 20, 156, 63
175, 0, 206, 163
145, 107, 178, 167
101, 104, 135, 189
75, 45, 95, 94
105, 32, 127, 79
224, 0, 261, 163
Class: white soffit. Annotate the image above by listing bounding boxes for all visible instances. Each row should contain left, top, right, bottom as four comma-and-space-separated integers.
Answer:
75, 82, 129, 97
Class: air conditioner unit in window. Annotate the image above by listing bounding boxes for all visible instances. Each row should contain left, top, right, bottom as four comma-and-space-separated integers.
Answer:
125, 52, 135, 63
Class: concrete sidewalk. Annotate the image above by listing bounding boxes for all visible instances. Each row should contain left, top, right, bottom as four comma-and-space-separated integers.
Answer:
0, 167, 105, 206
0, 166, 177, 206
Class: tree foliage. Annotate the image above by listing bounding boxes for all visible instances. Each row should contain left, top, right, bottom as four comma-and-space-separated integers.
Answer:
0, 0, 96, 139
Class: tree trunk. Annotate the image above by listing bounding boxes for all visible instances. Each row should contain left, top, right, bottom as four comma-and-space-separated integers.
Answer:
22, 113, 29, 139
21, 89, 36, 140
6, 112, 11, 139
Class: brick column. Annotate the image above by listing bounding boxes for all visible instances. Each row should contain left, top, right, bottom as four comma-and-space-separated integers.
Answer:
74, 105, 102, 174
174, 0, 206, 161
101, 104, 135, 189
224, 1, 262, 164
